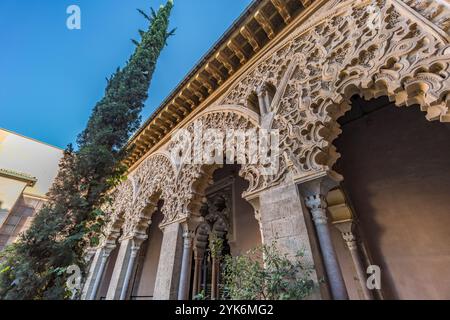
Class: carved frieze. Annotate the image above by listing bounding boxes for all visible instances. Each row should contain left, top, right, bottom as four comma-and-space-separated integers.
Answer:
103, 0, 450, 240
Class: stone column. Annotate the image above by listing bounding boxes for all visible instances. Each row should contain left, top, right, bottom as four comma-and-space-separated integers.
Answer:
245, 182, 322, 298
89, 246, 114, 300
81, 247, 100, 300
82, 244, 114, 300
119, 240, 142, 300
211, 255, 219, 300
202, 254, 208, 294
334, 221, 373, 300
300, 175, 348, 300
192, 248, 204, 298
153, 222, 184, 300
106, 238, 133, 300
178, 220, 195, 300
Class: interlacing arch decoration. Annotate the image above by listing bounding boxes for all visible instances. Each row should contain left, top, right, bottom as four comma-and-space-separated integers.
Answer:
165, 109, 260, 224
122, 153, 176, 239
101, 179, 133, 244
221, 0, 450, 188
103, 109, 261, 239
103, 153, 176, 242
104, 0, 450, 238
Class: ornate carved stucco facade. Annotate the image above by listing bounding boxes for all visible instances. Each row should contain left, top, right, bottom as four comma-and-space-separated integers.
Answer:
82, 0, 450, 300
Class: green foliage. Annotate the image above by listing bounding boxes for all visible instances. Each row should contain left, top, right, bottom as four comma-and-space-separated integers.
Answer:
193, 290, 207, 301
221, 243, 315, 300
0, 1, 174, 300
209, 233, 224, 259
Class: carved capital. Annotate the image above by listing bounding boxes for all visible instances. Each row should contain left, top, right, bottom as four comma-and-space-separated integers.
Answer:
180, 217, 203, 248
334, 220, 358, 251
342, 232, 358, 251
299, 172, 340, 199
194, 246, 206, 260
305, 194, 328, 225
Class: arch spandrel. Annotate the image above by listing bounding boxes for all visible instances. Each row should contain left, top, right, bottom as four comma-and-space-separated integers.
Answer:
164, 110, 261, 225
219, 0, 450, 186
104, 153, 177, 241
106, 0, 450, 232
102, 178, 133, 244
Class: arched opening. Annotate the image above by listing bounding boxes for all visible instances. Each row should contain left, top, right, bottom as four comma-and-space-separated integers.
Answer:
333, 95, 450, 299
128, 200, 165, 300
190, 164, 262, 299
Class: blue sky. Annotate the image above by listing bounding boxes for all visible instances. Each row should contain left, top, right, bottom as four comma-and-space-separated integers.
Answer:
0, 0, 252, 148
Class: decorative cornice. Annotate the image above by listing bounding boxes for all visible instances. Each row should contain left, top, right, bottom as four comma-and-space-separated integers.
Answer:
125, 0, 315, 167
0, 168, 37, 187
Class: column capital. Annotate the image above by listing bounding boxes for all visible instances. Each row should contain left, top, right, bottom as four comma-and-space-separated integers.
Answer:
304, 194, 327, 211
130, 241, 142, 258
334, 220, 358, 250
102, 241, 117, 259
84, 247, 98, 263
342, 233, 358, 250
298, 172, 340, 199
129, 250, 139, 259
180, 216, 203, 239
305, 194, 328, 225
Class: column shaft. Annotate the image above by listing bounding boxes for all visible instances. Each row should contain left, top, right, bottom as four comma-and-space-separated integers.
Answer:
306, 195, 348, 300
89, 254, 108, 300
178, 231, 194, 300
192, 257, 202, 297
81, 248, 102, 300
119, 244, 140, 300
106, 238, 132, 300
211, 257, 218, 300
343, 234, 373, 300
154, 222, 184, 300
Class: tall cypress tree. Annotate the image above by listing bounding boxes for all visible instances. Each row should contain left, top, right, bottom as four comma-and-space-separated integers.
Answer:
0, 0, 174, 300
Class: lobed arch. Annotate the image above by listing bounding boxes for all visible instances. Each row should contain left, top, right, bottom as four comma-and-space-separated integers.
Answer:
104, 153, 177, 243
218, 0, 450, 191
106, 108, 261, 233
106, 0, 450, 233
164, 109, 262, 225
101, 179, 133, 246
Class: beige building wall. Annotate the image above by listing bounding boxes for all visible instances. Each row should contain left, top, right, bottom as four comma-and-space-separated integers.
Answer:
0, 177, 28, 225
0, 128, 63, 249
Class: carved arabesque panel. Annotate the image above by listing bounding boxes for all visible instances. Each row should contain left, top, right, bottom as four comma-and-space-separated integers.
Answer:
102, 178, 133, 242
104, 153, 176, 240
221, 0, 450, 195
166, 110, 258, 224
105, 0, 450, 234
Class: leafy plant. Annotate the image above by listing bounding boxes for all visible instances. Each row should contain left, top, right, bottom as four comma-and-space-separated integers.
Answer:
209, 233, 224, 259
193, 290, 207, 301
221, 243, 315, 300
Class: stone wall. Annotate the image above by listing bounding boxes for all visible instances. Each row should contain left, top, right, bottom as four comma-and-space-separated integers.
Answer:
335, 97, 450, 299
